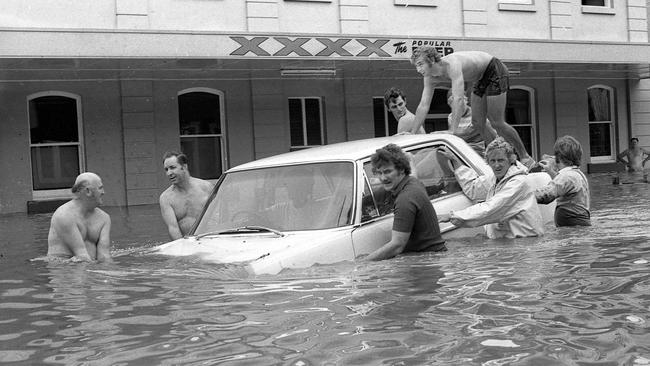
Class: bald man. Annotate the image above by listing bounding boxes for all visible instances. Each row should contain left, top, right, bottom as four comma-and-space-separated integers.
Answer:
47, 172, 112, 262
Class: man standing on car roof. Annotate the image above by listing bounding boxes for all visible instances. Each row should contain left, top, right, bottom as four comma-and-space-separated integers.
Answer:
365, 144, 446, 261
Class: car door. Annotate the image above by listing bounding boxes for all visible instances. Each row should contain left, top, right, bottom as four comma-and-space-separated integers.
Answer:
350, 164, 394, 257
406, 143, 485, 238
350, 139, 489, 257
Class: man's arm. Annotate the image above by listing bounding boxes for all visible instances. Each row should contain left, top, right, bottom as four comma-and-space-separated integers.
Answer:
446, 59, 466, 129
411, 77, 436, 134
51, 214, 93, 261
617, 149, 630, 165
450, 175, 529, 227
96, 212, 113, 263
365, 230, 410, 261
160, 194, 183, 240
642, 148, 650, 166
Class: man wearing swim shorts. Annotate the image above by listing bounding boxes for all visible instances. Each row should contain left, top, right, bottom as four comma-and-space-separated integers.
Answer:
407, 46, 535, 168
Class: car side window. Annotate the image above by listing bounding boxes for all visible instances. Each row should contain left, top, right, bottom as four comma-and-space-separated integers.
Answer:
407, 145, 463, 199
362, 163, 394, 222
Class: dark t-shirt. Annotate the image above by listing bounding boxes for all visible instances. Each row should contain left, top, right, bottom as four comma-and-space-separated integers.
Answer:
391, 176, 446, 252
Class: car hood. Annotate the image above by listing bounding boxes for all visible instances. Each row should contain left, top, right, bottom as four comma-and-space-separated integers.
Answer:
154, 229, 350, 264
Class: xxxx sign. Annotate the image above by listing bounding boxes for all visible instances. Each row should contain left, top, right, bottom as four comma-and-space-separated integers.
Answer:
228, 36, 454, 59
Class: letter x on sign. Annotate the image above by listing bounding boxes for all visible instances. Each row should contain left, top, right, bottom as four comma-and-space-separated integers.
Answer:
230, 36, 391, 57
273, 37, 311, 56
355, 39, 390, 57
231, 36, 270, 56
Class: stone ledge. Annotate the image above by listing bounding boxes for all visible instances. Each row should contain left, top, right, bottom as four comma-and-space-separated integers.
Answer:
27, 199, 68, 214
587, 162, 626, 173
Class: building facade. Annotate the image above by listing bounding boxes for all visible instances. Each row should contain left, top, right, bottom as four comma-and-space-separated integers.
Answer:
1, 0, 649, 214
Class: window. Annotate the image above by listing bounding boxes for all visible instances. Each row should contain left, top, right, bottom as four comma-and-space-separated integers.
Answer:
587, 86, 615, 162
360, 143, 463, 222
498, 0, 536, 11
373, 97, 397, 137
409, 146, 462, 198
582, 0, 609, 6
425, 88, 451, 132
289, 97, 324, 149
178, 88, 226, 180
394, 0, 438, 7
506, 87, 537, 160
28, 92, 84, 199
194, 162, 353, 232
581, 0, 614, 14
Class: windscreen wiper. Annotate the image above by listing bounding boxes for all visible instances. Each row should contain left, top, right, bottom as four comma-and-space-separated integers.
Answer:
195, 226, 285, 239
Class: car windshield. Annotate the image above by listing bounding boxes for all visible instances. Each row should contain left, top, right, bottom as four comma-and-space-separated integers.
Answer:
194, 162, 355, 234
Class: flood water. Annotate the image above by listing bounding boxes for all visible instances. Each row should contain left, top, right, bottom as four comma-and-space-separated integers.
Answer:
1, 173, 649, 365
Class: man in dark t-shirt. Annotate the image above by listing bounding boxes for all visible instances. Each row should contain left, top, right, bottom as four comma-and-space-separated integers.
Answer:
365, 144, 446, 261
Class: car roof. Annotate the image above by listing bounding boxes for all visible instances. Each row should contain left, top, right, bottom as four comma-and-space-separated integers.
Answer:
228, 132, 470, 172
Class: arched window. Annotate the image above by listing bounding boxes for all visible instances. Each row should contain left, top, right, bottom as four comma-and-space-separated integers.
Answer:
178, 88, 226, 180
587, 85, 615, 162
27, 92, 84, 198
506, 86, 537, 159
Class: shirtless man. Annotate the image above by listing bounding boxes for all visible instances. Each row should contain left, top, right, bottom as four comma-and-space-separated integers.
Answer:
47, 172, 112, 262
383, 87, 425, 134
159, 151, 214, 240
617, 137, 650, 172
409, 46, 535, 168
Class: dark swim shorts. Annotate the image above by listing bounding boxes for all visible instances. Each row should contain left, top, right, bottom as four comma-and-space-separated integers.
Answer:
472, 57, 509, 97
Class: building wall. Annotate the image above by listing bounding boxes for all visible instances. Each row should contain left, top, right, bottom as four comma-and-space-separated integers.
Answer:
0, 80, 126, 213
630, 78, 650, 141
2, 0, 646, 43
1, 0, 648, 213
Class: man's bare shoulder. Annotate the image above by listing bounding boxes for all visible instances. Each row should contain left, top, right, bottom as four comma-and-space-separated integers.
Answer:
159, 185, 177, 202
193, 177, 215, 193
94, 207, 111, 223
51, 200, 76, 221
397, 113, 416, 133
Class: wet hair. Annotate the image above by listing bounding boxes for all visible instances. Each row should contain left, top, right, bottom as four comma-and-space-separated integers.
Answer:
163, 151, 188, 165
71, 179, 88, 194
554, 135, 583, 167
70, 172, 99, 194
410, 46, 442, 65
631, 137, 639, 143
383, 87, 406, 108
371, 143, 411, 176
485, 136, 515, 159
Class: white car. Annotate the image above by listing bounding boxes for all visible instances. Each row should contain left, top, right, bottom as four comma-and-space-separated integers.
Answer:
155, 133, 554, 275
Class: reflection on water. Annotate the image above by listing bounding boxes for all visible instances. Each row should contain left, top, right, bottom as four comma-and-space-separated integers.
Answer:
1, 174, 649, 365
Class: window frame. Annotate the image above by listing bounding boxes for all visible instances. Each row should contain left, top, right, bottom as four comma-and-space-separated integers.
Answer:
177, 87, 228, 182
587, 85, 616, 163
426, 87, 452, 132
359, 141, 468, 223
581, 0, 611, 6
498, 0, 536, 12
507, 85, 538, 160
581, 0, 615, 14
288, 96, 325, 149
373, 96, 397, 137
27, 91, 85, 200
